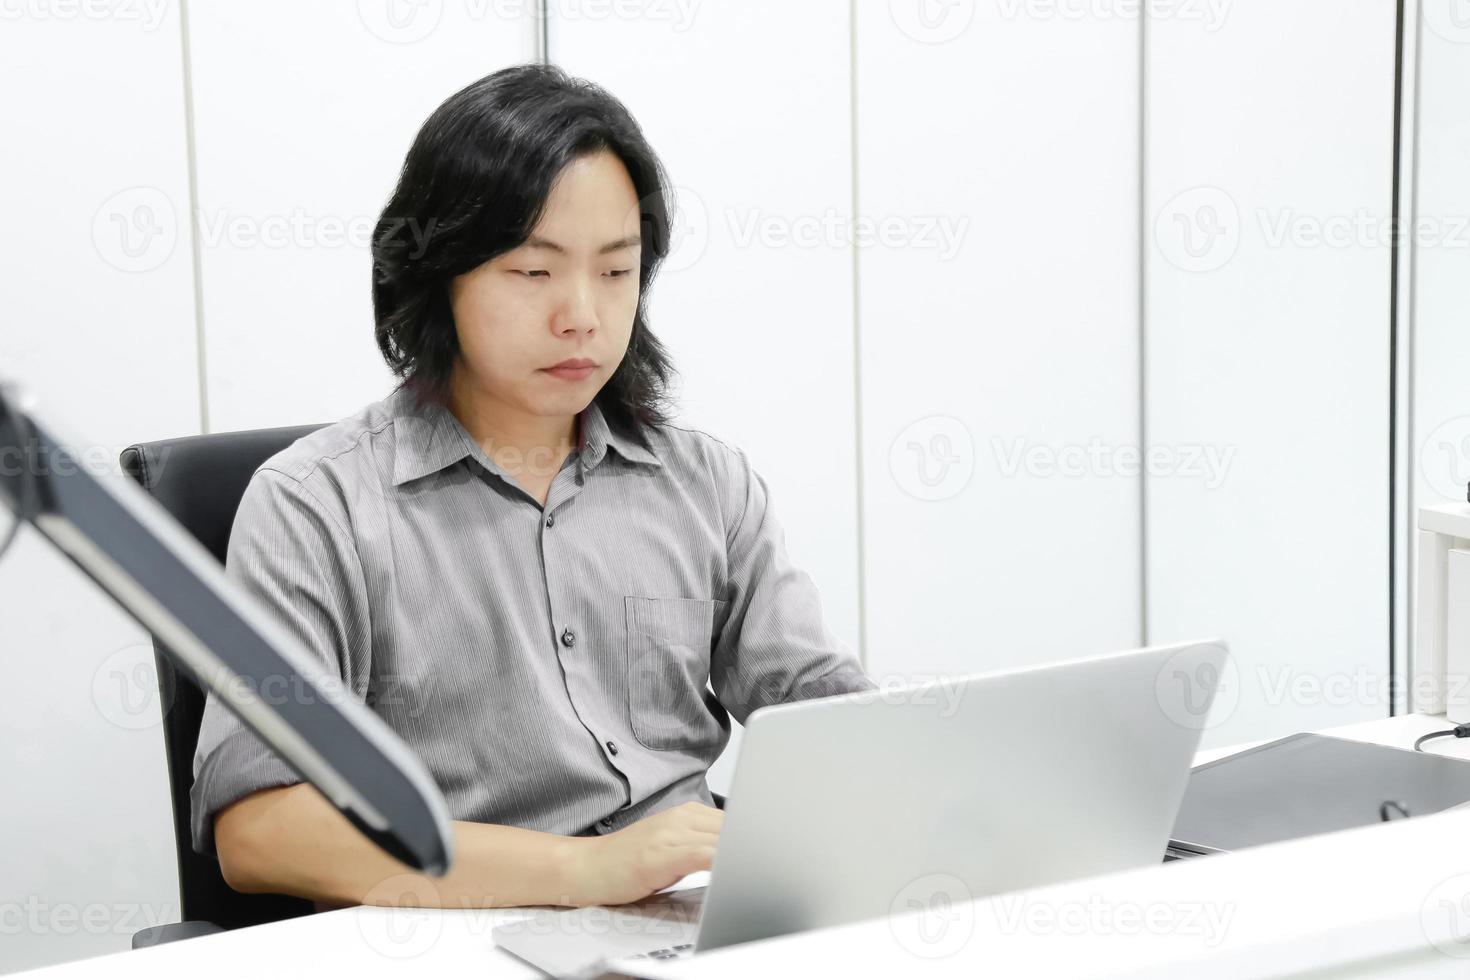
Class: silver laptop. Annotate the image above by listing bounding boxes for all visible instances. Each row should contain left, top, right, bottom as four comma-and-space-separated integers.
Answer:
492, 639, 1229, 976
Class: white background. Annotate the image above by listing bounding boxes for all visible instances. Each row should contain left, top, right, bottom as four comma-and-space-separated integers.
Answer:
0, 0, 1443, 972
1415, 4, 1470, 554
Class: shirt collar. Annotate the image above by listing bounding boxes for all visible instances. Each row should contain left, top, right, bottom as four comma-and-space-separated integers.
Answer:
578, 398, 663, 471
390, 387, 475, 487
389, 386, 660, 487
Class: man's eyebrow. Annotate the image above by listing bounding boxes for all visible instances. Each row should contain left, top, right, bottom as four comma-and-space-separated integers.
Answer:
521, 234, 641, 255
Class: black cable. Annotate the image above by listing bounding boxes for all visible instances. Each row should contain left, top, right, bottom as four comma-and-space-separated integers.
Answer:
1414, 724, 1470, 752
0, 383, 38, 565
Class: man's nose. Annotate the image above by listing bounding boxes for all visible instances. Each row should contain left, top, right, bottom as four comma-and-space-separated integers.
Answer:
553, 276, 598, 334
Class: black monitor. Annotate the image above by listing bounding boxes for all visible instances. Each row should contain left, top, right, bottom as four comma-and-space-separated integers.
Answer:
0, 384, 452, 874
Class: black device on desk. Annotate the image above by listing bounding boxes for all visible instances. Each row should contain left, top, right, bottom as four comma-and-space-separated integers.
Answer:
1167, 733, 1470, 858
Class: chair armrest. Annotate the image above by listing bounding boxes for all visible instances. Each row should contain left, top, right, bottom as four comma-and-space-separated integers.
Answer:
131, 921, 225, 949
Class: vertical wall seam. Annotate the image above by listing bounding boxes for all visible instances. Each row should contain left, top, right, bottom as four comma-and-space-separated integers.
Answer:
1406, 0, 1422, 713
178, 0, 209, 434
1388, 0, 1407, 714
849, 0, 869, 671
536, 0, 549, 63
1137, 6, 1150, 648
1393, 0, 1422, 714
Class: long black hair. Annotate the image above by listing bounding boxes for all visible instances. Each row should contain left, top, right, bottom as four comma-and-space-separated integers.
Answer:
371, 63, 678, 443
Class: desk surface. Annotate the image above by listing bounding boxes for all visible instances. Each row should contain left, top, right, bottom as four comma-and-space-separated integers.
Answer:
19, 713, 1470, 980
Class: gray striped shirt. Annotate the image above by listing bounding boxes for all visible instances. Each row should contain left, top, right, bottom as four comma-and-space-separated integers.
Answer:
190, 384, 873, 857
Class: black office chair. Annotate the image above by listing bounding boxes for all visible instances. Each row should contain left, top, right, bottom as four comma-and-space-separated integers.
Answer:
119, 422, 326, 947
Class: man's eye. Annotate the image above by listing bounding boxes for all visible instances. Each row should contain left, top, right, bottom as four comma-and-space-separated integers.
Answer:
514, 269, 549, 278
604, 269, 634, 279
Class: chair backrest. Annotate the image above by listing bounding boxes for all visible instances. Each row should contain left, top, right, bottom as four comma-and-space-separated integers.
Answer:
120, 423, 326, 931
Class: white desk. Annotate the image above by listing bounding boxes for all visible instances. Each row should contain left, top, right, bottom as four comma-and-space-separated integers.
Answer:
19, 713, 1470, 979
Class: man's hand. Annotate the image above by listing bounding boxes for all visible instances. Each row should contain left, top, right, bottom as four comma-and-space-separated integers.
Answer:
567, 801, 723, 906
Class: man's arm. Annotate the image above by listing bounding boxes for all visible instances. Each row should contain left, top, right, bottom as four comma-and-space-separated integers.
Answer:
708, 444, 875, 721
216, 784, 721, 909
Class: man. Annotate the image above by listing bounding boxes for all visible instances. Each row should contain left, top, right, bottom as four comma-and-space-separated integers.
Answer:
197, 64, 873, 910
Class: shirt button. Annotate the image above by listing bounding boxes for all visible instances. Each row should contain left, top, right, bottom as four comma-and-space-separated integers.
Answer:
605, 740, 619, 756
561, 629, 575, 648
545, 515, 554, 528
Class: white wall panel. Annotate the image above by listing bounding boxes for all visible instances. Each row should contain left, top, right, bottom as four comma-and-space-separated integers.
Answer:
856, 5, 1143, 680
1413, 6, 1470, 511
1411, 2, 1470, 707
1147, 2, 1396, 747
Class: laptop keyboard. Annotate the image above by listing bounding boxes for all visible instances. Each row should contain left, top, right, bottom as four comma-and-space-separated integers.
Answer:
625, 942, 695, 961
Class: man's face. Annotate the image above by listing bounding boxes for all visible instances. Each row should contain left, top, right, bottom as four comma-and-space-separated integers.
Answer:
448, 149, 643, 419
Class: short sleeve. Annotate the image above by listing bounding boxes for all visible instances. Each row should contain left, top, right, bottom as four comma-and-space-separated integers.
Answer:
708, 446, 874, 722
189, 467, 372, 857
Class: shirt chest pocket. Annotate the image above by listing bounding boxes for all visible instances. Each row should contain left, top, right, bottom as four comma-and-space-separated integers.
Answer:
624, 595, 727, 752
